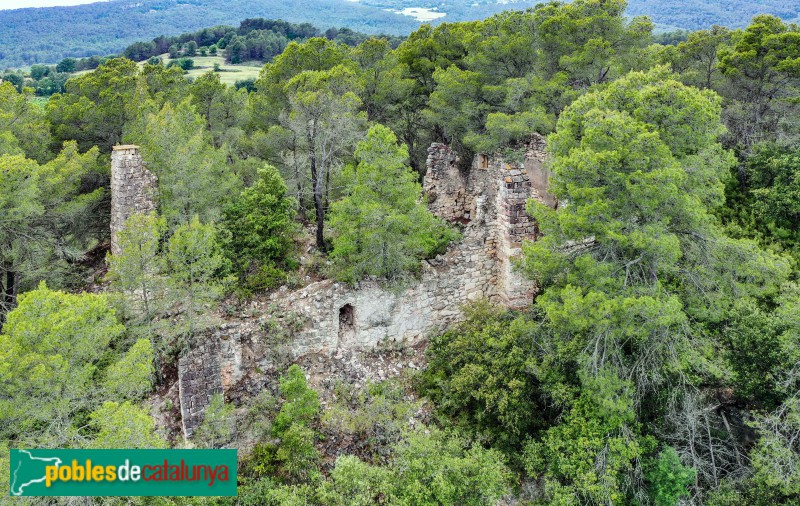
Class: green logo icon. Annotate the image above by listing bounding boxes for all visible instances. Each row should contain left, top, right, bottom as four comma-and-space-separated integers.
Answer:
9, 449, 237, 496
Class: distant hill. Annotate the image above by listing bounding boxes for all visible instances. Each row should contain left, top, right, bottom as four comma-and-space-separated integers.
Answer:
1, 0, 799, 68
625, 0, 800, 32
0, 0, 422, 68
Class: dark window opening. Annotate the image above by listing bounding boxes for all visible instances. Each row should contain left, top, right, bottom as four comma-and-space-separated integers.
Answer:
339, 304, 354, 330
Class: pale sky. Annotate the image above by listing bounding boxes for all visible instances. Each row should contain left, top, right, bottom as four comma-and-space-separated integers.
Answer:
0, 0, 104, 9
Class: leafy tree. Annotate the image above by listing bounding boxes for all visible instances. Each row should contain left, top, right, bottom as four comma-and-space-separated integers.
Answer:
524, 67, 785, 329
29, 65, 50, 81
235, 78, 256, 92
419, 302, 551, 451
425, 65, 497, 157
1, 72, 23, 92
127, 99, 240, 228
317, 455, 391, 506
328, 124, 455, 282
392, 23, 472, 170
228, 37, 248, 64
104, 338, 155, 401
188, 72, 253, 149
281, 64, 366, 249
105, 212, 166, 342
395, 23, 472, 99
315, 429, 510, 505
253, 37, 351, 127
351, 38, 407, 124
189, 71, 227, 126
667, 26, 731, 89
47, 58, 139, 151
89, 401, 166, 449
522, 67, 789, 496
56, 57, 77, 73
165, 217, 228, 347
0, 81, 52, 162
721, 297, 795, 408
718, 15, 800, 148
194, 393, 236, 449
0, 143, 105, 322
0, 155, 42, 321
124, 41, 157, 61
185, 40, 198, 57
525, 377, 655, 505
465, 11, 539, 81
0, 283, 124, 445
389, 428, 510, 505
532, 0, 653, 88
742, 143, 800, 252
272, 365, 321, 436
220, 165, 298, 291
645, 446, 696, 506
276, 423, 320, 484
168, 58, 195, 71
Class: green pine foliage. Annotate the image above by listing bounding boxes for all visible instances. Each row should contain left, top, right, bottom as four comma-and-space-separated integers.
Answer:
220, 165, 299, 292
272, 365, 321, 437
418, 302, 552, 452
328, 124, 457, 283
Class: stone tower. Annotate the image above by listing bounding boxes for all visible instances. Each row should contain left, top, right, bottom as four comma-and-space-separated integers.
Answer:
110, 145, 157, 255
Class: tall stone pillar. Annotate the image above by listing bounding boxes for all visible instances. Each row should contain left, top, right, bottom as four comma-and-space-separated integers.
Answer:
110, 145, 157, 255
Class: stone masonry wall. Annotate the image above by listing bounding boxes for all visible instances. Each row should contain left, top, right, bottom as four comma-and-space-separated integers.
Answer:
174, 137, 556, 438
110, 145, 157, 255
178, 338, 223, 438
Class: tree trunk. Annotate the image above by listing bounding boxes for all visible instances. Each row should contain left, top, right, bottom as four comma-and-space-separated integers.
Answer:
314, 169, 326, 251
1, 267, 17, 326
310, 148, 326, 251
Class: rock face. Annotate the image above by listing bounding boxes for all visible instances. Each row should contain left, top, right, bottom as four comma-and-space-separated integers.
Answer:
110, 145, 157, 255
168, 137, 555, 438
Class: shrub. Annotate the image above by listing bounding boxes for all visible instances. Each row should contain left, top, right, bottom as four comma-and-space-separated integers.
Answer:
272, 365, 320, 436
220, 165, 298, 293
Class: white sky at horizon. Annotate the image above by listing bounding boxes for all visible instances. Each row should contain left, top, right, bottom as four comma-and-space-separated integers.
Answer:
0, 0, 105, 9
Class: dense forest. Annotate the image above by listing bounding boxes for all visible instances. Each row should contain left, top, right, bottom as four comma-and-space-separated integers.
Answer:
0, 0, 421, 68
2, 0, 800, 503
1, 0, 799, 68
0, 18, 403, 98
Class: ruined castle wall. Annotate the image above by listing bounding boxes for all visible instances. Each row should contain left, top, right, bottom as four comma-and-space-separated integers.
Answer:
110, 145, 157, 255
175, 137, 554, 437
525, 134, 556, 209
178, 338, 223, 438
275, 226, 498, 356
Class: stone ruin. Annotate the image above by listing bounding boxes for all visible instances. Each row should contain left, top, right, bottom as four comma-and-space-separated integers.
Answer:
110, 145, 157, 255
110, 137, 556, 438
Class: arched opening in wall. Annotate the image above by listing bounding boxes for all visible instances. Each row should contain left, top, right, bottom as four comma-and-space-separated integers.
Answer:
478, 154, 489, 169
338, 304, 355, 345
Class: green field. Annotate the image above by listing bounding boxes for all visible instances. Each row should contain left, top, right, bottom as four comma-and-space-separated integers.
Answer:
69, 54, 264, 86
160, 55, 263, 86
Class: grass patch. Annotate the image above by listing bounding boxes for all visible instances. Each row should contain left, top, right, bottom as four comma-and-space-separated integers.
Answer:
156, 54, 263, 86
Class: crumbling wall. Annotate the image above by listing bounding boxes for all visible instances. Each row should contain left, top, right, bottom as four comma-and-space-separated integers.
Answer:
177, 338, 223, 438
110, 145, 157, 255
423, 143, 472, 223
175, 136, 555, 438
525, 134, 556, 209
